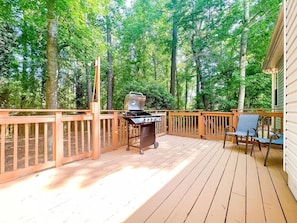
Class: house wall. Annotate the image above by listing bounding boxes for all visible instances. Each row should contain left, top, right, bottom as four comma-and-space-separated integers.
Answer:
271, 58, 284, 132
276, 58, 284, 109
272, 58, 284, 109
284, 0, 297, 200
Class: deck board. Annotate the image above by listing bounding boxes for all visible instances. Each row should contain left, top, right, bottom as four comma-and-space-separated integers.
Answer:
0, 135, 296, 223
166, 143, 225, 223
183, 145, 231, 223
225, 147, 246, 223
246, 152, 266, 223
204, 146, 238, 223
259, 147, 297, 223
127, 140, 220, 223
255, 148, 287, 223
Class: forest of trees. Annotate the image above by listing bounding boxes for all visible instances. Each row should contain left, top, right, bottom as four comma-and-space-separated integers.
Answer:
0, 0, 282, 111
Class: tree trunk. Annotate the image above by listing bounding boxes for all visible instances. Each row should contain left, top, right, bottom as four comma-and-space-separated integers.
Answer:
106, 15, 114, 110
191, 34, 203, 109
75, 67, 84, 109
176, 78, 180, 109
238, 0, 250, 111
185, 78, 188, 110
153, 55, 157, 80
46, 0, 58, 109
85, 61, 92, 107
170, 0, 177, 98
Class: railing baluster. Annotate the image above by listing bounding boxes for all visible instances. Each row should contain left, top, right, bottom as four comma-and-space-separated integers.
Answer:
44, 123, 48, 163
0, 125, 4, 174
68, 121, 71, 157
81, 120, 85, 153
25, 123, 29, 168
13, 124, 18, 170
75, 120, 78, 155
35, 123, 39, 165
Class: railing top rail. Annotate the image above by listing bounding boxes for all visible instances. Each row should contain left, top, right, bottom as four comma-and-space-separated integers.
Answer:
235, 108, 284, 113
0, 109, 285, 117
0, 109, 90, 112
201, 111, 233, 115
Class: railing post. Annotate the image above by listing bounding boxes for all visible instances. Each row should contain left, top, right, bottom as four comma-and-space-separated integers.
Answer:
112, 111, 118, 150
198, 110, 204, 138
0, 112, 8, 174
231, 109, 238, 128
55, 111, 63, 167
91, 102, 100, 159
168, 111, 172, 135
257, 109, 264, 136
164, 111, 168, 134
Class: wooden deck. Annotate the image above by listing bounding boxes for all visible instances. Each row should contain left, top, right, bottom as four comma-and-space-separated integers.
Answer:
0, 135, 296, 223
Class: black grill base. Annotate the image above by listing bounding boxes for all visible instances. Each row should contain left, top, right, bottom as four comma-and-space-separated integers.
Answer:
127, 123, 158, 154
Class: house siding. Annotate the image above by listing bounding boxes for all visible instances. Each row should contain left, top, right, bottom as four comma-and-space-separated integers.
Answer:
285, 0, 297, 200
271, 58, 284, 132
277, 58, 284, 109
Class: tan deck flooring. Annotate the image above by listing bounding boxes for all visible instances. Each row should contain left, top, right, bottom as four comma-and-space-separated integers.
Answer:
0, 135, 296, 223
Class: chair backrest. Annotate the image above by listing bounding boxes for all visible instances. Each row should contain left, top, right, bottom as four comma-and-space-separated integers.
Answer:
236, 114, 259, 135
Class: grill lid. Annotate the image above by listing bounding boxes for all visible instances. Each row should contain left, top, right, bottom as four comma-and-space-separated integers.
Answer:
124, 92, 146, 111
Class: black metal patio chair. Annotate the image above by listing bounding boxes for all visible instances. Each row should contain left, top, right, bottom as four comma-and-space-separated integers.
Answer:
251, 133, 284, 166
223, 114, 259, 154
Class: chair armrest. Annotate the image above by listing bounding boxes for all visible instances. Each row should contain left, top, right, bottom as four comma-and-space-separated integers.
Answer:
249, 128, 258, 137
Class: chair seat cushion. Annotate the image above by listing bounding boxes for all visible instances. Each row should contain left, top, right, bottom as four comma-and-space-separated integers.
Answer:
254, 137, 270, 144
226, 130, 256, 137
254, 136, 283, 145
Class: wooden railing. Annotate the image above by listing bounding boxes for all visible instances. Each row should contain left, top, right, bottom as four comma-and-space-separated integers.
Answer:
0, 108, 282, 183
0, 109, 167, 183
167, 109, 284, 140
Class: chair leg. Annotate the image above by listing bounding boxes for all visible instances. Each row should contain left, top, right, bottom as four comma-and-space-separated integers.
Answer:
264, 144, 271, 166
245, 136, 248, 154
250, 141, 255, 156
223, 133, 227, 148
251, 140, 262, 156
235, 136, 238, 145
258, 142, 261, 151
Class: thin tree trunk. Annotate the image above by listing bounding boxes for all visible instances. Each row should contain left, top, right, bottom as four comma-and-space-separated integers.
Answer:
46, 0, 58, 109
106, 15, 114, 110
176, 78, 180, 109
185, 78, 188, 110
85, 61, 92, 107
75, 66, 84, 109
191, 34, 203, 109
170, 0, 177, 98
238, 0, 250, 111
153, 55, 157, 80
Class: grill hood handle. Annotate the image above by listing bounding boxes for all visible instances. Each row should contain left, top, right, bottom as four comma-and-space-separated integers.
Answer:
129, 91, 144, 96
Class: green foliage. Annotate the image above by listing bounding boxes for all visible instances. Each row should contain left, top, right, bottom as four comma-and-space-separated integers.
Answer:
0, 18, 16, 77
0, 77, 42, 108
0, 0, 282, 111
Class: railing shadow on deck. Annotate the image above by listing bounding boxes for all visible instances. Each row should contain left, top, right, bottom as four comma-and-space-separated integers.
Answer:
0, 108, 283, 183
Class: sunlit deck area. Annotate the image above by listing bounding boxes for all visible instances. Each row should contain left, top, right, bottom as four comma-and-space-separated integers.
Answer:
0, 135, 296, 223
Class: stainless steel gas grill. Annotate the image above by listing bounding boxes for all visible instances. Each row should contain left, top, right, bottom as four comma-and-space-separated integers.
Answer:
123, 92, 161, 154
